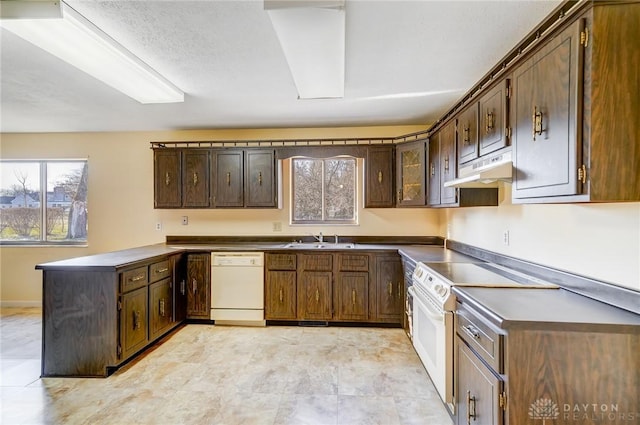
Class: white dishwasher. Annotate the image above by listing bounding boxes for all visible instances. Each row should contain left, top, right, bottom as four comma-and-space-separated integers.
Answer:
210, 252, 265, 326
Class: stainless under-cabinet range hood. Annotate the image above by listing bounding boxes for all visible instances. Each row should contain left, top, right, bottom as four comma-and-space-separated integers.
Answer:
444, 150, 512, 188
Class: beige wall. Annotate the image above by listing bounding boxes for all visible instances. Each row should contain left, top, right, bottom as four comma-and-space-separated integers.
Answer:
2, 127, 638, 304
443, 183, 640, 291
0, 126, 441, 305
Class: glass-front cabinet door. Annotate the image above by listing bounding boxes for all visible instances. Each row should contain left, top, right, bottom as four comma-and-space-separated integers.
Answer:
395, 140, 427, 207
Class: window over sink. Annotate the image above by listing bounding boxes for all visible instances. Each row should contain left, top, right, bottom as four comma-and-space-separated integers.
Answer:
291, 156, 357, 225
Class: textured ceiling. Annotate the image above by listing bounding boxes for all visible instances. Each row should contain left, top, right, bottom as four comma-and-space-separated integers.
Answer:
0, 0, 561, 133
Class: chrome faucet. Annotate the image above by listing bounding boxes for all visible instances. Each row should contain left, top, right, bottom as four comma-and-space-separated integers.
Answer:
334, 234, 339, 244
312, 232, 323, 243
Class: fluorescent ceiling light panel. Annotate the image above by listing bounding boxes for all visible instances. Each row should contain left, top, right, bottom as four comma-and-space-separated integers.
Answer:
0, 1, 184, 104
266, 0, 345, 99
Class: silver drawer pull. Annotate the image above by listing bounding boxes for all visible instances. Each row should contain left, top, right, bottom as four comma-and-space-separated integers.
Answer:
462, 325, 480, 339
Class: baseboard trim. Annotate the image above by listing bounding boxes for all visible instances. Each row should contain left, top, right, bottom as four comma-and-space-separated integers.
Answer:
0, 300, 41, 308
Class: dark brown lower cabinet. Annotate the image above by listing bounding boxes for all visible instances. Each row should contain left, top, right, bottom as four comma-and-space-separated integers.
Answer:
149, 278, 173, 341
298, 271, 333, 320
457, 341, 503, 425
186, 253, 211, 319
120, 287, 149, 360
265, 251, 402, 325
39, 252, 186, 377
336, 272, 368, 321
265, 270, 297, 320
374, 255, 403, 322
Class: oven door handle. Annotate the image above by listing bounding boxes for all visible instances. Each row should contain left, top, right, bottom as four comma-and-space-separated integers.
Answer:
411, 285, 445, 322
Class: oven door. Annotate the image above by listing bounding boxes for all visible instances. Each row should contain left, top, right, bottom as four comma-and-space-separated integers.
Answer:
405, 284, 414, 341
410, 285, 454, 409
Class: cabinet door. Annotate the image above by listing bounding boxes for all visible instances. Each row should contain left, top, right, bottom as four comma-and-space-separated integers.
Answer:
172, 254, 188, 323
336, 272, 368, 321
458, 104, 479, 165
440, 121, 458, 205
365, 146, 395, 208
154, 150, 182, 208
428, 133, 441, 206
396, 140, 426, 206
120, 287, 148, 359
214, 150, 244, 207
374, 255, 403, 322
479, 79, 510, 156
457, 341, 503, 425
182, 150, 210, 207
186, 253, 211, 319
149, 278, 173, 340
512, 20, 583, 199
298, 271, 332, 320
245, 149, 276, 207
265, 270, 297, 320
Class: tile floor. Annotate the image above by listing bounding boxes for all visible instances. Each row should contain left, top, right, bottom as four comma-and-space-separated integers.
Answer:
1, 307, 453, 425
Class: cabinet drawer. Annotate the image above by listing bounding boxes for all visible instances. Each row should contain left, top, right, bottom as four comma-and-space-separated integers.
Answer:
149, 260, 171, 283
300, 254, 333, 271
121, 266, 149, 293
266, 253, 297, 270
456, 302, 503, 372
338, 254, 369, 271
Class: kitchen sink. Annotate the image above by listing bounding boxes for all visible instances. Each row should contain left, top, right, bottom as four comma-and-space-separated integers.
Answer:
283, 242, 356, 249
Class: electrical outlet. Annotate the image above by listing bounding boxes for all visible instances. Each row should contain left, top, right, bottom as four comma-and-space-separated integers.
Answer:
272, 222, 282, 232
503, 230, 510, 246
181, 216, 188, 225
155, 222, 162, 231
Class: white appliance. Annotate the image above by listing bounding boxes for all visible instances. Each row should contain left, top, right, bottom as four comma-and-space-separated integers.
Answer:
410, 261, 558, 414
211, 252, 265, 326
410, 265, 454, 412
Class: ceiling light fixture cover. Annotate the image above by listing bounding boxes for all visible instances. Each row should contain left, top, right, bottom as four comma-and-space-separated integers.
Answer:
265, 0, 345, 99
0, 1, 184, 104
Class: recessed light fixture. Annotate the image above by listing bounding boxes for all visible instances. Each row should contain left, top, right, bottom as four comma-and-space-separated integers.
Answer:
0, 0, 184, 104
265, 0, 345, 100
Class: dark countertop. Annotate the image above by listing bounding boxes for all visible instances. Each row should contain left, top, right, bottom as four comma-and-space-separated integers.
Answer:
35, 241, 453, 271
453, 286, 640, 332
35, 245, 185, 271
397, 245, 482, 264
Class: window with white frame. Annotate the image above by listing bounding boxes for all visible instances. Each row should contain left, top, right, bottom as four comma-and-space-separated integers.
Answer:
291, 157, 357, 224
0, 160, 88, 245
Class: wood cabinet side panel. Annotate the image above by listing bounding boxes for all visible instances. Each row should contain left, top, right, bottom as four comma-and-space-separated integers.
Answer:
506, 330, 640, 425
588, 3, 640, 201
42, 270, 118, 377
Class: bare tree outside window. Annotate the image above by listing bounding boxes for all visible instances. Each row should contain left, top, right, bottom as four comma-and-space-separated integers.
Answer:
292, 157, 356, 224
0, 160, 88, 245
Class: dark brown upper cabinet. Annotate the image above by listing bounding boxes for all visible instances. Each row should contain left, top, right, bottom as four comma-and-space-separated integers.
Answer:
213, 149, 277, 208
457, 103, 479, 165
427, 133, 441, 206
213, 150, 244, 207
365, 145, 395, 208
154, 149, 210, 208
154, 149, 182, 208
245, 149, 277, 208
512, 19, 583, 200
439, 122, 458, 205
182, 150, 210, 207
395, 140, 427, 207
479, 78, 510, 157
513, 3, 640, 203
